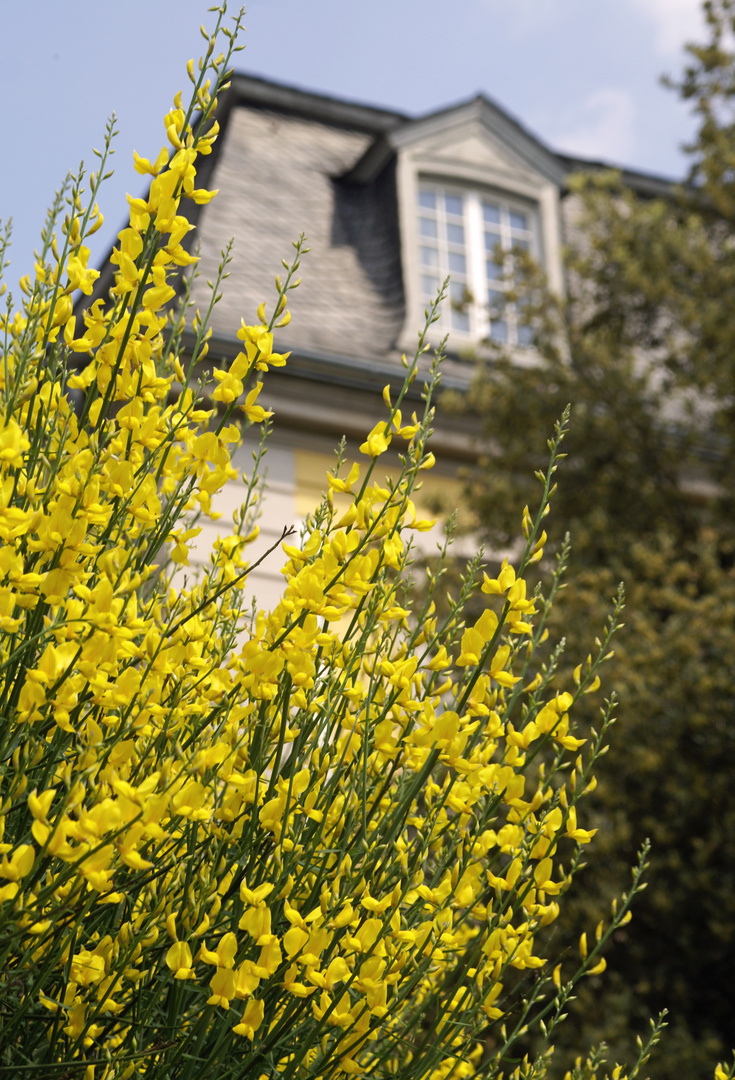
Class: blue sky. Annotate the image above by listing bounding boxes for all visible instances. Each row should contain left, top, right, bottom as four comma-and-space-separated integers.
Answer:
0, 0, 705, 282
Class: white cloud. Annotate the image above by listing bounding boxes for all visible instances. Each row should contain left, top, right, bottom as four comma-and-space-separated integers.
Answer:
550, 88, 636, 163
628, 0, 705, 55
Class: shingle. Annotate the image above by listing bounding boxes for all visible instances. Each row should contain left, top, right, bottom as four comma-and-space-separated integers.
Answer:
191, 107, 405, 361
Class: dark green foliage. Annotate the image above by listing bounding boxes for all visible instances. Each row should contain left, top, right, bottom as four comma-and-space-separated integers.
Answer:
451, 3, 735, 1075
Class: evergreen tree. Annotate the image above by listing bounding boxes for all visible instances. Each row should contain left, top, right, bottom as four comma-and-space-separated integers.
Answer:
454, 3, 735, 1075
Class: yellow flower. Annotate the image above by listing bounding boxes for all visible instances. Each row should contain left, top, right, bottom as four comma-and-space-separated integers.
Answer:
66, 246, 100, 295
208, 967, 238, 1009
133, 147, 169, 176
0, 844, 35, 881
0, 418, 30, 468
359, 421, 392, 458
256, 936, 282, 976
232, 997, 264, 1040
70, 950, 106, 987
166, 941, 195, 980
242, 382, 272, 423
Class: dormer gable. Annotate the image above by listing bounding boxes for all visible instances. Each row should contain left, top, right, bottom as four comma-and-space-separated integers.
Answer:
353, 95, 565, 188
372, 95, 566, 349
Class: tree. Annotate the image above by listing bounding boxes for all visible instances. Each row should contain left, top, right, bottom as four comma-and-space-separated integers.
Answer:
455, 2, 735, 1076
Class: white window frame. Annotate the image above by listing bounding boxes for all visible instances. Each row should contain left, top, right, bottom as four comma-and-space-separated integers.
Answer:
416, 182, 541, 347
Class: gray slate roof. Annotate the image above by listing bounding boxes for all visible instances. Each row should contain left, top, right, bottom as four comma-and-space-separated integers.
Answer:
190, 83, 406, 363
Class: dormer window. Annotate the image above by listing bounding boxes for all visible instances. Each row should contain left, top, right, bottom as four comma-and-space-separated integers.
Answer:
417, 184, 539, 346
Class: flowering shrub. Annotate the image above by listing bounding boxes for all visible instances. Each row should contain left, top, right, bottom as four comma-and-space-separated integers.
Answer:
0, 7, 732, 1080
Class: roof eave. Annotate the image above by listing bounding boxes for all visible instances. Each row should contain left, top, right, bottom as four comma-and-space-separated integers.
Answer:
556, 152, 682, 198
228, 72, 408, 134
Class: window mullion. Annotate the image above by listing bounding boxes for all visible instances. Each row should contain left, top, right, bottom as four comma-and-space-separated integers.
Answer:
501, 202, 515, 343
466, 193, 486, 341
438, 189, 451, 331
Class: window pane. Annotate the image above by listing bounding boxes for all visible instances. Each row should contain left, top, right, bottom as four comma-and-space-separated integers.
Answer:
450, 280, 467, 303
486, 256, 503, 280
418, 190, 437, 210
420, 217, 438, 239
517, 322, 534, 346
484, 229, 502, 252
420, 246, 439, 267
421, 274, 439, 297
487, 289, 506, 314
509, 209, 528, 230
448, 251, 466, 274
490, 319, 508, 343
511, 237, 530, 252
483, 202, 501, 225
451, 308, 470, 332
446, 222, 465, 245
444, 194, 463, 217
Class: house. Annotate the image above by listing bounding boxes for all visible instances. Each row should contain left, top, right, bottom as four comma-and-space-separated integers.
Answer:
111, 75, 676, 604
